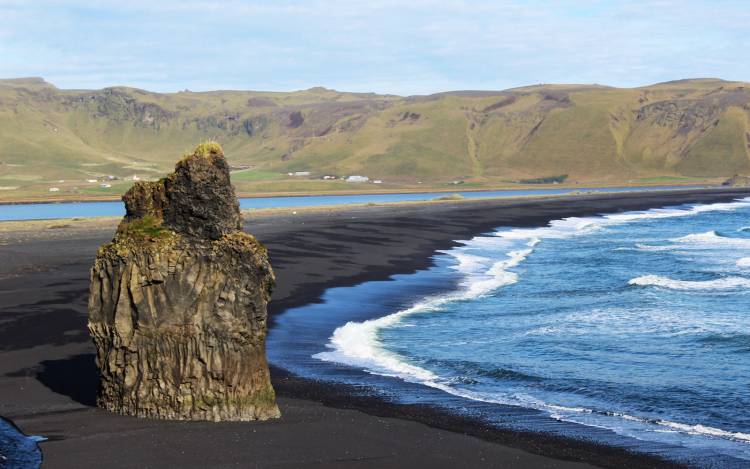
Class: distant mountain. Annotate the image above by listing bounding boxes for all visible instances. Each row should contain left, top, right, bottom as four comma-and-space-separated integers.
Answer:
1, 77, 748, 200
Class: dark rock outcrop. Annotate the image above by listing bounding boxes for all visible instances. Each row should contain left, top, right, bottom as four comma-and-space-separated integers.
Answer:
722, 174, 750, 187
88, 142, 279, 421
287, 110, 304, 128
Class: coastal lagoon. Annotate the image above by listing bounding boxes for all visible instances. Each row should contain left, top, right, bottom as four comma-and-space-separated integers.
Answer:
269, 196, 750, 467
0, 185, 708, 221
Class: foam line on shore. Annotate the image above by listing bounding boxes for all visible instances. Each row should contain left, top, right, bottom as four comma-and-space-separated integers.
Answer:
313, 195, 750, 450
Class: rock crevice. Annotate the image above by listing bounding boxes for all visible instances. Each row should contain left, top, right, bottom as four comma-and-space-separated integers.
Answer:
89, 142, 279, 421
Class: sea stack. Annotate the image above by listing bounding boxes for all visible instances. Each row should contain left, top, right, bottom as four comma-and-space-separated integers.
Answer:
88, 142, 279, 421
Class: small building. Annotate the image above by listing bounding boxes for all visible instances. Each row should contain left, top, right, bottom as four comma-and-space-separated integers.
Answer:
100, 183, 112, 188
86, 179, 98, 183
49, 187, 60, 192
373, 180, 383, 184
292, 171, 311, 177
132, 174, 140, 181
346, 175, 369, 183
322, 175, 337, 180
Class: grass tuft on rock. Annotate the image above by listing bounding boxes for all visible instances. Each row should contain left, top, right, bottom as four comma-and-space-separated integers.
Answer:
120, 214, 172, 241
192, 140, 224, 158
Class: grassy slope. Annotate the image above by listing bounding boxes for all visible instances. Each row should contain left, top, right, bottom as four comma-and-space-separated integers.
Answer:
0, 77, 747, 201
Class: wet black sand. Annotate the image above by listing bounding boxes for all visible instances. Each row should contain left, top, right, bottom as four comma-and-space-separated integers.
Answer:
1, 188, 748, 468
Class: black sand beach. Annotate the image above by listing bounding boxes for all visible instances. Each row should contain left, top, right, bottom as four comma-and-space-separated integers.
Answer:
2, 189, 749, 468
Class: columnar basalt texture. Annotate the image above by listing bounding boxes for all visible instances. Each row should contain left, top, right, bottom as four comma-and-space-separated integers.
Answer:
88, 143, 279, 421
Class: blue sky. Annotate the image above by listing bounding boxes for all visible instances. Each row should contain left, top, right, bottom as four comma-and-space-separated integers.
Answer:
0, 0, 748, 95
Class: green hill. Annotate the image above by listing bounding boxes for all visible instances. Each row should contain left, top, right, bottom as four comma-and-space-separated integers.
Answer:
1, 77, 748, 201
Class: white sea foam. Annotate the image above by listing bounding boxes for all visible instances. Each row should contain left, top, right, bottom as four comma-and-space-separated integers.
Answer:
672, 230, 750, 249
602, 198, 750, 223
442, 393, 750, 445
317, 194, 750, 380
635, 229, 750, 254
628, 274, 750, 290
448, 252, 489, 274
435, 387, 750, 446
737, 258, 750, 268
314, 244, 533, 379
313, 195, 750, 450
592, 412, 750, 443
655, 420, 750, 443
673, 230, 723, 243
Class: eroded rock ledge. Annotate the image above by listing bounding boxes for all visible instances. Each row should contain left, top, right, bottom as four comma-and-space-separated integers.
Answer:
88, 142, 279, 421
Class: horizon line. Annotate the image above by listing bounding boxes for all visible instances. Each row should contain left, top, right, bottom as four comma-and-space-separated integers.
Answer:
0, 76, 745, 98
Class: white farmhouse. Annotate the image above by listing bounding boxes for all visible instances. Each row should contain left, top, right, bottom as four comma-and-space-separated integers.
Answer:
346, 175, 369, 183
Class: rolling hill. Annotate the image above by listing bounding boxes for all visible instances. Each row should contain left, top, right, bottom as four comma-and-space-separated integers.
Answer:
1, 77, 748, 201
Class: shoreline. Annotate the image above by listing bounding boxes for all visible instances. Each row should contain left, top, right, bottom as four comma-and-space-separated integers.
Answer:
269, 368, 685, 469
258, 188, 750, 317
0, 180, 719, 206
1, 188, 749, 467
0, 186, 731, 229
260, 188, 750, 469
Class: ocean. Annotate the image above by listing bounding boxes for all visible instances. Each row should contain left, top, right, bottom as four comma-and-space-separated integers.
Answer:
268, 196, 750, 467
0, 418, 43, 468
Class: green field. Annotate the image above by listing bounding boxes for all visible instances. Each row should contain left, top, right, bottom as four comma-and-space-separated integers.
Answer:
0, 77, 744, 201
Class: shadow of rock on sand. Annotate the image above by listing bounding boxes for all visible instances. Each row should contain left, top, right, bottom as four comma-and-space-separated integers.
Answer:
0, 309, 89, 352
7, 354, 98, 407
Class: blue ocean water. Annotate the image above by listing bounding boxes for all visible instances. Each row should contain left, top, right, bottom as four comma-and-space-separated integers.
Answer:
0, 418, 43, 468
0, 185, 708, 221
269, 196, 750, 467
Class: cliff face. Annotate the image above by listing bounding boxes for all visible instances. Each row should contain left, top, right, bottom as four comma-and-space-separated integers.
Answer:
88, 142, 279, 421
3, 78, 750, 201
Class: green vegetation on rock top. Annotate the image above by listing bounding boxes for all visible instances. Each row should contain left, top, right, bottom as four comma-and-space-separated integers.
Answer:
191, 140, 224, 158
118, 215, 172, 242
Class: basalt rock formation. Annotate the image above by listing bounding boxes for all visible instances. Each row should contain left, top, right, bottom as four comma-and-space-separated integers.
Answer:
88, 142, 279, 421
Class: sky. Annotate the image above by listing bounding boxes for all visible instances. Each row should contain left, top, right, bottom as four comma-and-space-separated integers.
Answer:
0, 0, 748, 95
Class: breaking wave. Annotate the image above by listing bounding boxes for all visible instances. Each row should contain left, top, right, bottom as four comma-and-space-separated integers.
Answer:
318, 196, 750, 379
672, 230, 750, 248
312, 196, 750, 459
314, 242, 535, 381
628, 274, 750, 291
